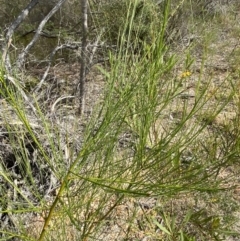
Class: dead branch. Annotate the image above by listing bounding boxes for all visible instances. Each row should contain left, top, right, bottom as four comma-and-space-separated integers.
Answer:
4, 75, 37, 115
87, 30, 103, 70
2, 0, 40, 73
16, 0, 67, 69
51, 95, 75, 114
78, 0, 88, 115
34, 43, 81, 93
33, 39, 104, 96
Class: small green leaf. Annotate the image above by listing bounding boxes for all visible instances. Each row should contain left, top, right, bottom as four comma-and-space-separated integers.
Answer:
153, 219, 171, 235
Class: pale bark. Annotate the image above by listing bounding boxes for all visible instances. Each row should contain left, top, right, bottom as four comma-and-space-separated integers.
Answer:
34, 43, 80, 93
78, 0, 88, 115
2, 0, 41, 72
16, 0, 67, 69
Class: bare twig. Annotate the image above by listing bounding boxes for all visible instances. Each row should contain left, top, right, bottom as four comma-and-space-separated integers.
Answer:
78, 0, 89, 115
51, 95, 75, 114
2, 0, 40, 73
4, 75, 37, 115
16, 0, 67, 69
33, 40, 104, 95
87, 30, 103, 70
34, 43, 81, 93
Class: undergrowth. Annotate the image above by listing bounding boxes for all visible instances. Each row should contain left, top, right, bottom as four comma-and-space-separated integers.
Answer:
0, 0, 240, 240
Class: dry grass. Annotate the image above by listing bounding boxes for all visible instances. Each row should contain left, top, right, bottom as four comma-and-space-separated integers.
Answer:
1, 1, 240, 241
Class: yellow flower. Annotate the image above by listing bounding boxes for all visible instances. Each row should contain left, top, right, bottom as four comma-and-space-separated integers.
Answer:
180, 71, 191, 78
